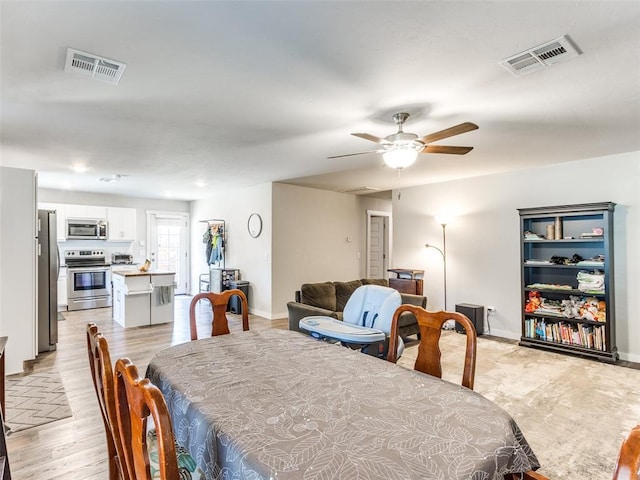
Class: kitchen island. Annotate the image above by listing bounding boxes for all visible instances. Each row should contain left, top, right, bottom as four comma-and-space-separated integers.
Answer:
112, 270, 175, 328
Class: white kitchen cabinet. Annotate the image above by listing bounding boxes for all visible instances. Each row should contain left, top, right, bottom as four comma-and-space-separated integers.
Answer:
151, 274, 175, 325
107, 207, 137, 241
65, 204, 107, 219
38, 202, 67, 241
112, 272, 151, 328
57, 266, 67, 311
112, 271, 175, 328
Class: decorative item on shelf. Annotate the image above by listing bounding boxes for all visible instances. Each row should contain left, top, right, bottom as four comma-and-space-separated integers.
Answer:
546, 224, 555, 240
580, 227, 604, 238
525, 291, 541, 312
524, 230, 545, 240
554, 217, 563, 240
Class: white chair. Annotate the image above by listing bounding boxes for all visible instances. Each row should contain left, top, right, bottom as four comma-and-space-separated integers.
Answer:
300, 284, 404, 359
341, 284, 404, 359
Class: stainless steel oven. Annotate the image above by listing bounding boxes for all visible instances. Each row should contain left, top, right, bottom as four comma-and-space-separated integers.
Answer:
65, 250, 113, 311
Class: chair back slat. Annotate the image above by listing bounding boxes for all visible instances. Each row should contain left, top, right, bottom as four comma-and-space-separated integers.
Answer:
189, 289, 249, 340
114, 358, 179, 480
86, 323, 129, 480
388, 306, 477, 390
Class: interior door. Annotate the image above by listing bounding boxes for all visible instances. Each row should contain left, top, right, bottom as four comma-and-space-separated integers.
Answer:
369, 216, 384, 277
147, 212, 189, 294
366, 210, 391, 278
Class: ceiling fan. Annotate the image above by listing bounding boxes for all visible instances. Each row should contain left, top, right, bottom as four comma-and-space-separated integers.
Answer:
329, 113, 479, 169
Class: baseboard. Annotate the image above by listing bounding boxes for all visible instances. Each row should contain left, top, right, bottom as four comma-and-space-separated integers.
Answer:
482, 328, 520, 340
249, 308, 286, 320
618, 351, 640, 364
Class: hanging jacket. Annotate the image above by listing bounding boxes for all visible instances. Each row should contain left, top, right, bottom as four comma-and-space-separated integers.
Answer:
203, 228, 213, 264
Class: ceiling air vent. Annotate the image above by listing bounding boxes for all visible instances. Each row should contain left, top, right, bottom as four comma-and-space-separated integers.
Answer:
499, 35, 581, 77
64, 48, 127, 85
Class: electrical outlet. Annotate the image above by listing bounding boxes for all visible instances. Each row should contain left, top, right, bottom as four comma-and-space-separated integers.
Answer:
487, 306, 496, 314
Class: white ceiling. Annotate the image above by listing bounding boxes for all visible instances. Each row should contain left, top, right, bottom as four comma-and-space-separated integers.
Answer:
1, 1, 639, 201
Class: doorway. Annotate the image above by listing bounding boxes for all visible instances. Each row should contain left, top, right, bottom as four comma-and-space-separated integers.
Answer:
366, 210, 392, 278
146, 211, 189, 294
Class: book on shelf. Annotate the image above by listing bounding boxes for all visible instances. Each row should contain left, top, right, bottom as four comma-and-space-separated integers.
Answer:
524, 317, 606, 351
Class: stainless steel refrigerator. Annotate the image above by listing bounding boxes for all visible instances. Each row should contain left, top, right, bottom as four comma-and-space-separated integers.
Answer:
37, 209, 59, 353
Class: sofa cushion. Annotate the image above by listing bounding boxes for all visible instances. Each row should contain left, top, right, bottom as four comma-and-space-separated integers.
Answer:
300, 282, 336, 311
361, 278, 389, 287
334, 280, 363, 311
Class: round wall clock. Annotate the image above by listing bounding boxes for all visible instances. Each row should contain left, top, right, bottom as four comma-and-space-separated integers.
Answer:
247, 213, 262, 238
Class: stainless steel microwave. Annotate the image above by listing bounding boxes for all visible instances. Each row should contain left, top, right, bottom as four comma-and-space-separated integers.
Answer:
66, 218, 108, 240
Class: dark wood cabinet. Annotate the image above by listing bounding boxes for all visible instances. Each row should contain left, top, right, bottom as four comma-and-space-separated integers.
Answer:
518, 202, 617, 362
387, 269, 424, 295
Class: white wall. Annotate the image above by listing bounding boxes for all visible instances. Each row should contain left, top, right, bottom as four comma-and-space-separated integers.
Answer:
0, 167, 37, 374
391, 151, 640, 361
190, 183, 273, 318
191, 183, 392, 320
271, 183, 392, 319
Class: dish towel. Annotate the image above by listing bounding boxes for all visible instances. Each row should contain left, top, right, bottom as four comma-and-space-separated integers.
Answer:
158, 285, 173, 305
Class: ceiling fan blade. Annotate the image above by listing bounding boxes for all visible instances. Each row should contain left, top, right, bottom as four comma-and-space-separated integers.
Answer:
327, 149, 385, 159
351, 133, 389, 144
422, 145, 474, 155
420, 122, 479, 144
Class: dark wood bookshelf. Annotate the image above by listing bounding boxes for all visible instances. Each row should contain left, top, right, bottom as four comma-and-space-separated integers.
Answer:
518, 202, 617, 363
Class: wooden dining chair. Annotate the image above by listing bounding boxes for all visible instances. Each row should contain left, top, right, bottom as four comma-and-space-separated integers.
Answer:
86, 323, 129, 480
114, 357, 180, 480
387, 306, 477, 390
189, 289, 249, 340
613, 424, 640, 480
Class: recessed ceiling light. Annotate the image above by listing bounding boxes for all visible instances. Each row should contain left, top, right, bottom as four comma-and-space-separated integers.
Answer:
71, 164, 87, 173
195, 180, 207, 188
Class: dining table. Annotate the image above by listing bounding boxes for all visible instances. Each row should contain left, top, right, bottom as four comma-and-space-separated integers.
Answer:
146, 329, 540, 480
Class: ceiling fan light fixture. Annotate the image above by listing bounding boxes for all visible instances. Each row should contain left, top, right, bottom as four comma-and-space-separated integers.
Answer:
383, 147, 418, 169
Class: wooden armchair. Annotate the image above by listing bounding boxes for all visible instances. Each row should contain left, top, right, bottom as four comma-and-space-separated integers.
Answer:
189, 289, 249, 340
114, 358, 179, 480
388, 306, 477, 390
86, 323, 129, 480
613, 424, 640, 480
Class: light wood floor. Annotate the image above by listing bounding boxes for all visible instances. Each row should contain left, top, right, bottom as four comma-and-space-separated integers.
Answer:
5, 296, 287, 480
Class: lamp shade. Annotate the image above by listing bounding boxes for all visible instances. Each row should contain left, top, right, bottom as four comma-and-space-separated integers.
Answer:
383, 148, 418, 169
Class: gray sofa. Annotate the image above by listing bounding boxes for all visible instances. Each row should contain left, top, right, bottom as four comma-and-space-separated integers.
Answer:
287, 278, 427, 338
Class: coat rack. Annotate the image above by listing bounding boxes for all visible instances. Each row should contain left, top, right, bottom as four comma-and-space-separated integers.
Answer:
200, 219, 225, 268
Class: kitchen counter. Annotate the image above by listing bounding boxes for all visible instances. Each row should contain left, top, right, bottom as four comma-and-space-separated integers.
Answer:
112, 270, 175, 277
112, 271, 176, 328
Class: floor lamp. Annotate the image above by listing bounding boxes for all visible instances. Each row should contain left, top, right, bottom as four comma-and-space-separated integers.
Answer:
425, 217, 448, 310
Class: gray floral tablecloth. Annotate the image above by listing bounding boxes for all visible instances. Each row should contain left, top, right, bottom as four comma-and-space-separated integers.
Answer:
146, 329, 539, 480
